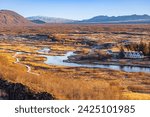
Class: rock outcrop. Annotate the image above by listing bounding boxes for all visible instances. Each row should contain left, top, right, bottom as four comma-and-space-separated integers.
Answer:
0, 78, 55, 100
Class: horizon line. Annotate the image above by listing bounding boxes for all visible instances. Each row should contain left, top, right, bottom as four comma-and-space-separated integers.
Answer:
0, 9, 150, 20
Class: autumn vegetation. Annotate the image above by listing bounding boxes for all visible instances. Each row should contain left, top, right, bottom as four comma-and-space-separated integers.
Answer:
124, 40, 150, 56
0, 24, 150, 100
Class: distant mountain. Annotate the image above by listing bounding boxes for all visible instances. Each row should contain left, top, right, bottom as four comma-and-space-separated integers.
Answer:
30, 20, 46, 24
0, 10, 34, 26
29, 14, 150, 24
27, 16, 76, 23
1, 10, 150, 25
78, 14, 150, 24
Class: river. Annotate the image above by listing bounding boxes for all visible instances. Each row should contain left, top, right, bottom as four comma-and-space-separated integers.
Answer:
42, 51, 150, 73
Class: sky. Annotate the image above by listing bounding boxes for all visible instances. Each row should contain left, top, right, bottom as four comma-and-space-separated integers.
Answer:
0, 0, 150, 20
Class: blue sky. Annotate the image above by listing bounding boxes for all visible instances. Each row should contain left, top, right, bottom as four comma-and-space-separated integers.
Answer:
0, 0, 149, 20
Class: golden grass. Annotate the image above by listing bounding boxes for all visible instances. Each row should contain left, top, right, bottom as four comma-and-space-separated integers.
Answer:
0, 51, 124, 100
51, 44, 75, 52
0, 42, 150, 100
0, 43, 38, 53
123, 92, 150, 100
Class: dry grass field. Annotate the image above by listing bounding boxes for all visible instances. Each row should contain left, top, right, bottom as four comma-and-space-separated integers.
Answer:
0, 24, 150, 100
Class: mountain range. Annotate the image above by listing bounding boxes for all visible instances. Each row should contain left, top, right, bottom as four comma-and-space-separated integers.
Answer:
28, 14, 150, 24
0, 10, 150, 26
79, 14, 150, 24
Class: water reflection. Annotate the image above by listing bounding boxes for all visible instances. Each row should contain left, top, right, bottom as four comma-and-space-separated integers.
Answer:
43, 51, 150, 73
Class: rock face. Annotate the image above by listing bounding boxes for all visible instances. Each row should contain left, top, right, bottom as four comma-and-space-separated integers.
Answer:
0, 10, 34, 26
0, 78, 55, 100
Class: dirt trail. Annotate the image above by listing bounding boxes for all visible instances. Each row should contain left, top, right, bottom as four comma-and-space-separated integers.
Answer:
13, 52, 39, 76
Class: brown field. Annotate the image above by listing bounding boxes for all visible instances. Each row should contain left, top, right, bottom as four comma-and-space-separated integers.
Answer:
0, 24, 150, 100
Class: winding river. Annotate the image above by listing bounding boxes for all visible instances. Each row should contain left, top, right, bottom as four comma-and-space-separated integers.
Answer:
42, 51, 150, 73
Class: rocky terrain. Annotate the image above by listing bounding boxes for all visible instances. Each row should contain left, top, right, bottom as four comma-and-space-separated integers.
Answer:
0, 78, 55, 100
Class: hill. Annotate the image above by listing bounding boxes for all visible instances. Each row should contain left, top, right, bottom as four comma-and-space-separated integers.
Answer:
30, 20, 46, 24
0, 10, 34, 26
27, 16, 76, 23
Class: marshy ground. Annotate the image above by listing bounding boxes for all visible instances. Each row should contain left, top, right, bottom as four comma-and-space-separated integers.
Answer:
0, 24, 150, 100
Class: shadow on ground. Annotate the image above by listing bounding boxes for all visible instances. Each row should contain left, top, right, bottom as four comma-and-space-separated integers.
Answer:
0, 78, 55, 100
